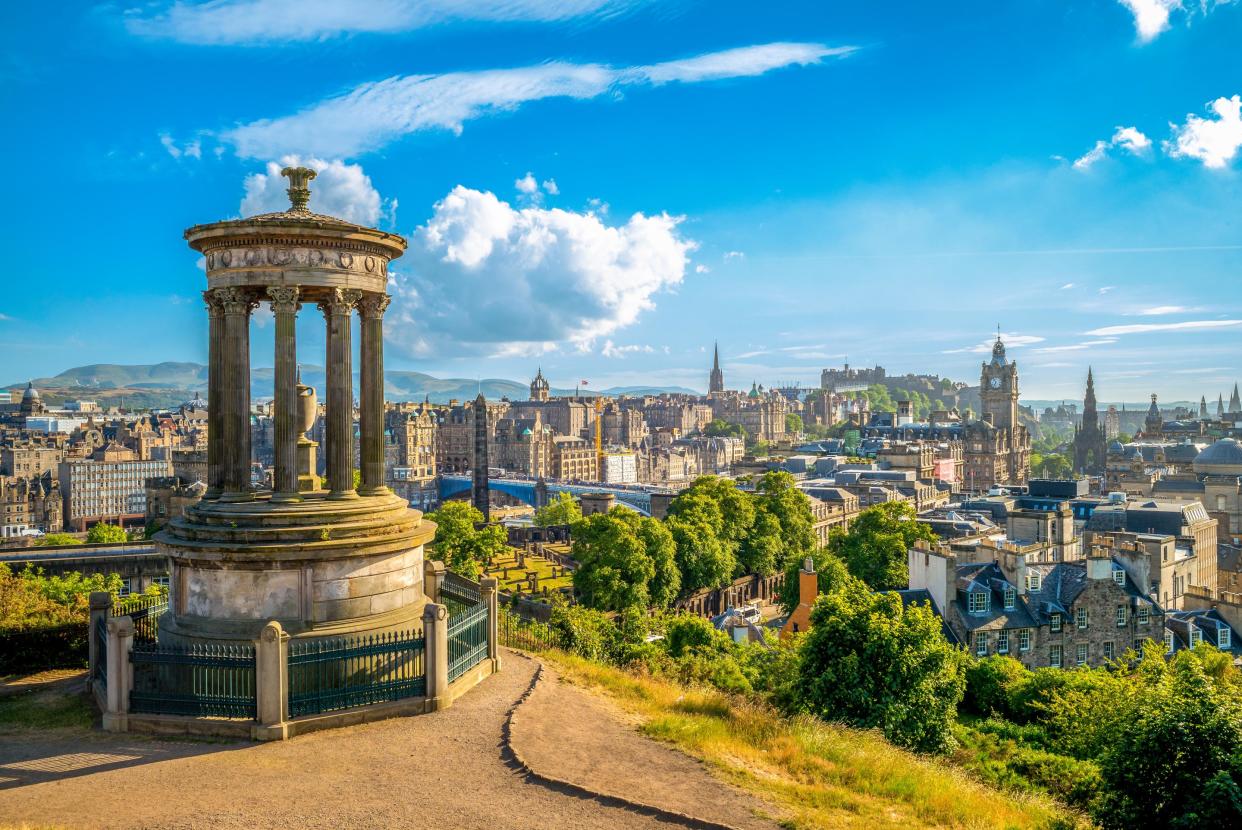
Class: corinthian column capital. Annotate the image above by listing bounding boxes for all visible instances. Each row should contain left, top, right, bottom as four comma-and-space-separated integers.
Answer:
203, 289, 225, 318
217, 286, 259, 315
318, 288, 363, 320
357, 292, 391, 320
267, 286, 302, 315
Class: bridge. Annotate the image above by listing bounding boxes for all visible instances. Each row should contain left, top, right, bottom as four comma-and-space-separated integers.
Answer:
438, 475, 669, 515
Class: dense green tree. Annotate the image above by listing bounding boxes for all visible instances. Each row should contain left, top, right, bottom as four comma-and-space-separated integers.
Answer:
829, 501, 937, 591
86, 523, 127, 544
1032, 452, 1072, 479
795, 574, 967, 753
1094, 650, 1242, 829
778, 548, 853, 614
785, 413, 804, 434
667, 515, 736, 596
703, 419, 745, 439
35, 533, 82, 547
571, 511, 654, 612
534, 491, 582, 527
754, 471, 815, 559
426, 501, 508, 580
631, 513, 680, 609
667, 477, 755, 547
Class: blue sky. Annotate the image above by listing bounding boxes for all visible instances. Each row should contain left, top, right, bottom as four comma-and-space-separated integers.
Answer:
2, 0, 1241, 403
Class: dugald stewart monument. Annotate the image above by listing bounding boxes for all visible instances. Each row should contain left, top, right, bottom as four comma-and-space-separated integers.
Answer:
160, 168, 434, 646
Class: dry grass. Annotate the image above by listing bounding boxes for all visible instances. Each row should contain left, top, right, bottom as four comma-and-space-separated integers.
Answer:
545, 652, 1081, 830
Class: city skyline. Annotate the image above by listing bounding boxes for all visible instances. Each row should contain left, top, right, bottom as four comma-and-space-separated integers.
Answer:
2, 1, 1241, 399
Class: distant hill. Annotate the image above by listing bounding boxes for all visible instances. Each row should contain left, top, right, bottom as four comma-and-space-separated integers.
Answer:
6, 363, 698, 408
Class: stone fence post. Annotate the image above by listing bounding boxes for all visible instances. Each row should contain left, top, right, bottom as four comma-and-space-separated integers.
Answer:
424, 560, 446, 604
423, 602, 449, 711
480, 576, 500, 672
102, 616, 133, 733
253, 620, 289, 741
88, 591, 112, 695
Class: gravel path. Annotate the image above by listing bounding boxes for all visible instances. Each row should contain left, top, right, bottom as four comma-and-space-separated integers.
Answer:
0, 652, 766, 830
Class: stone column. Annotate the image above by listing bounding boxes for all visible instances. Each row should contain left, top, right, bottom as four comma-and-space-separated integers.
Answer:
423, 602, 449, 711
424, 559, 446, 604
219, 287, 257, 501
357, 293, 391, 497
254, 620, 290, 741
480, 576, 501, 672
88, 591, 112, 696
203, 290, 225, 499
319, 289, 362, 499
268, 287, 301, 502
102, 615, 134, 733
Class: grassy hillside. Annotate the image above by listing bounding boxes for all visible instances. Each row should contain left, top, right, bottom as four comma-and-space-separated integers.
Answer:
545, 652, 1079, 830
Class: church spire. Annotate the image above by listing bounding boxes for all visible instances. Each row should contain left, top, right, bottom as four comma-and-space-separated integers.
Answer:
708, 341, 725, 394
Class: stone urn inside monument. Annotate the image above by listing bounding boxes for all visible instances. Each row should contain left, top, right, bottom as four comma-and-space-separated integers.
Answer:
155, 166, 435, 647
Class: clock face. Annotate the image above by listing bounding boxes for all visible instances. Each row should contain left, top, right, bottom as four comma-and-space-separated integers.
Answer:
990, 377, 1002, 389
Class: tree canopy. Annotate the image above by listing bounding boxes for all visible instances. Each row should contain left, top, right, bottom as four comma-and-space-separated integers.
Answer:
426, 501, 508, 580
703, 419, 746, 439
85, 523, 127, 544
35, 533, 82, 547
534, 491, 582, 527
829, 501, 937, 591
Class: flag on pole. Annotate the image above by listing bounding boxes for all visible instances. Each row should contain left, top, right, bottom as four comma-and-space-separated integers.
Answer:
581, 380, 589, 386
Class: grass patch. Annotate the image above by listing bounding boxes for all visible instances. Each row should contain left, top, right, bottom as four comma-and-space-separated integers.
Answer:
0, 690, 95, 732
544, 651, 1083, 830
485, 550, 573, 595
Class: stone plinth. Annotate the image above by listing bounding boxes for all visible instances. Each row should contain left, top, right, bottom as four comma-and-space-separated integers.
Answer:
156, 492, 435, 645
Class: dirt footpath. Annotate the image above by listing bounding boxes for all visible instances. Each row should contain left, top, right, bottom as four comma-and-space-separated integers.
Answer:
0, 652, 771, 830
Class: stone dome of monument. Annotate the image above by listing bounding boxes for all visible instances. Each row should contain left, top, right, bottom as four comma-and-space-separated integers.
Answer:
22, 381, 39, 401
1194, 437, 1242, 476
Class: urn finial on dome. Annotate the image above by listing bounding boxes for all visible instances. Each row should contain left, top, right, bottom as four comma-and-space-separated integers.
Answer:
280, 166, 317, 212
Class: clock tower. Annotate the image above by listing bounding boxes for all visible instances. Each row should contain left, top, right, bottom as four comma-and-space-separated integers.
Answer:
980, 334, 1019, 430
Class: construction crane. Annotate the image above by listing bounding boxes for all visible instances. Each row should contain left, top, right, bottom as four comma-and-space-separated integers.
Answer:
594, 396, 604, 481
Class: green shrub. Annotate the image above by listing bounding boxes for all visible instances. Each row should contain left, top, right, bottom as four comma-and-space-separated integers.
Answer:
963, 655, 1032, 718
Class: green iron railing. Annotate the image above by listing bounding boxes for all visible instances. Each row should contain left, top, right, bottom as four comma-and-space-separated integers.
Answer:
93, 614, 108, 690
498, 607, 567, 653
441, 572, 481, 616
288, 629, 426, 719
130, 642, 256, 719
117, 597, 168, 645
448, 600, 489, 683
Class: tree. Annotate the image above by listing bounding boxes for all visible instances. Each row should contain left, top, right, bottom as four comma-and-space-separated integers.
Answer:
703, 419, 745, 439
86, 523, 127, 544
631, 513, 680, 609
778, 547, 852, 614
1094, 649, 1242, 829
571, 511, 654, 612
785, 413, 804, 434
795, 575, 967, 754
667, 477, 755, 548
35, 533, 82, 547
426, 501, 507, 580
830, 501, 937, 591
534, 491, 582, 527
1033, 453, 1072, 479
667, 515, 735, 596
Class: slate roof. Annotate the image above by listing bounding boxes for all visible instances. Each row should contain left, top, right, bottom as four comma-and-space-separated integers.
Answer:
952, 562, 1039, 632
1166, 608, 1241, 657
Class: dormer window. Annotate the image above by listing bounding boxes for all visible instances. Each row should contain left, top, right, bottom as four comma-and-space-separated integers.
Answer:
1219, 627, 1232, 649
1003, 587, 1016, 610
1165, 630, 1174, 653
968, 591, 990, 614
1189, 628, 1202, 648
1028, 571, 1041, 592
1112, 569, 1125, 586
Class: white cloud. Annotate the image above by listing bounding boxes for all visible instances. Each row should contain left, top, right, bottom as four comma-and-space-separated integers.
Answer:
1117, 0, 1182, 42
1098, 286, 1114, 294
695, 264, 710, 274
1060, 282, 1075, 290
942, 333, 1045, 354
124, 0, 651, 45
160, 133, 181, 159
386, 185, 695, 358
601, 341, 655, 358
515, 172, 539, 195
723, 250, 745, 261
1133, 305, 1188, 315
1085, 319, 1242, 336
240, 157, 395, 226
541, 178, 559, 196
1072, 126, 1151, 169
1032, 339, 1118, 353
220, 43, 852, 158
160, 132, 205, 160
1166, 95, 1242, 169
0, 312, 12, 321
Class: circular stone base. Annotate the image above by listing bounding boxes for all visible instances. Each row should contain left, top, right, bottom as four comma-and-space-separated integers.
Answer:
154, 491, 436, 646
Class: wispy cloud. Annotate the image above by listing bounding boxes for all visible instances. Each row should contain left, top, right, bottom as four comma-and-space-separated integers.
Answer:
601, 340, 655, 358
1085, 319, 1242, 336
723, 250, 746, 261
1115, 0, 1237, 44
1072, 126, 1151, 170
1166, 94, 1242, 169
1032, 339, 1118, 353
943, 333, 1045, 354
221, 43, 853, 159
124, 0, 654, 45
1060, 282, 1075, 290
1131, 305, 1190, 315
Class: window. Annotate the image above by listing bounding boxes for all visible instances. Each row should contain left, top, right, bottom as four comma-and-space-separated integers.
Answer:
117, 579, 133, 598
154, 575, 170, 588
1112, 568, 1125, 586
1050, 613, 1062, 632
968, 591, 990, 614
1076, 644, 1088, 665
1190, 627, 1202, 648
997, 630, 1010, 654
1165, 630, 1174, 653
1019, 629, 1032, 652
1028, 571, 1041, 592
1220, 627, 1232, 649
1103, 642, 1114, 661
1137, 606, 1150, 625
1003, 587, 1016, 610
1116, 606, 1127, 627
1076, 608, 1089, 629
975, 631, 988, 656
1050, 644, 1062, 668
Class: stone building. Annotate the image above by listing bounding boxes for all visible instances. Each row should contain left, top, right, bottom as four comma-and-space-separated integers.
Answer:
1072, 368, 1107, 476
492, 414, 553, 477
0, 474, 61, 538
1, 441, 62, 479
708, 343, 724, 395
710, 386, 788, 444
600, 401, 647, 448
963, 334, 1031, 491
909, 540, 1165, 669
551, 435, 598, 481
435, 399, 509, 473
59, 444, 172, 531
144, 476, 206, 528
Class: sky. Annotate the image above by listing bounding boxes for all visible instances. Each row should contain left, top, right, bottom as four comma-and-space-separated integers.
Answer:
2, 0, 1241, 403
